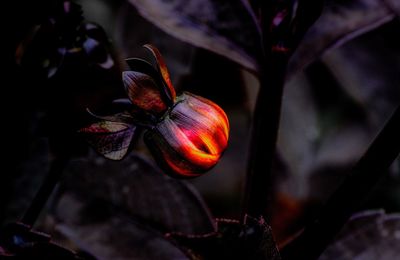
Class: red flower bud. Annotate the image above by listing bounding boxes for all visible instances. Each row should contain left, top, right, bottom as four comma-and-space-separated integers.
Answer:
145, 92, 229, 177
80, 45, 229, 178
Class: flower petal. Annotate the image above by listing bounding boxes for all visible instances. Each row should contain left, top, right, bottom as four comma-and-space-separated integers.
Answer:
123, 71, 168, 114
157, 117, 221, 168
145, 129, 208, 178
79, 120, 136, 160
173, 93, 229, 153
183, 92, 229, 139
125, 58, 161, 83
143, 44, 176, 102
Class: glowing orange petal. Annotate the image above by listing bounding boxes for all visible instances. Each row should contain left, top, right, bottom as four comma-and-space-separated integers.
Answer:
145, 92, 229, 178
157, 118, 220, 168
171, 95, 228, 155
144, 130, 205, 178
183, 92, 229, 139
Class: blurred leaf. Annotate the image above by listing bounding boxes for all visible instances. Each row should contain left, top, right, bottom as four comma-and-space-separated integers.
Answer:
61, 153, 215, 234
127, 0, 262, 72
0, 223, 85, 259
288, 0, 396, 78
321, 24, 400, 126
278, 68, 371, 202
384, 0, 400, 15
18, 1, 125, 158
170, 216, 281, 260
54, 193, 189, 260
80, 22, 115, 70
115, 3, 197, 87
79, 120, 136, 160
319, 209, 400, 260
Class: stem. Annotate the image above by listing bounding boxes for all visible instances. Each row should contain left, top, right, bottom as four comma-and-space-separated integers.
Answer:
242, 53, 288, 221
20, 156, 69, 227
240, 0, 324, 222
281, 106, 400, 260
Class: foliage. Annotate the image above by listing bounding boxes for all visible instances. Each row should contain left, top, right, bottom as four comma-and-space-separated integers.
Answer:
2, 0, 400, 259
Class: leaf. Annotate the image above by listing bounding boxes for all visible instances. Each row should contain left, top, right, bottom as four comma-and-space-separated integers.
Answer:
53, 193, 189, 260
319, 210, 400, 260
288, 0, 396, 78
61, 153, 215, 234
321, 29, 400, 123
79, 120, 136, 160
0, 223, 85, 259
384, 0, 400, 15
128, 0, 262, 72
170, 216, 281, 260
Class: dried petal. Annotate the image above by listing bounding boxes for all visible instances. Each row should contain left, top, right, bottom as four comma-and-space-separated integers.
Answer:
79, 120, 136, 160
125, 58, 161, 81
123, 71, 168, 114
145, 92, 229, 177
144, 44, 176, 102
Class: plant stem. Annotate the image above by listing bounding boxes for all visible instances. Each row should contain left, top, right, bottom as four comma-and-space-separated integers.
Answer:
242, 52, 288, 222
281, 106, 400, 260
20, 156, 69, 227
241, 0, 324, 222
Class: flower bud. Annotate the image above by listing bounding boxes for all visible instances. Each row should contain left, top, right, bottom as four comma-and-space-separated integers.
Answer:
81, 44, 229, 178
145, 92, 229, 178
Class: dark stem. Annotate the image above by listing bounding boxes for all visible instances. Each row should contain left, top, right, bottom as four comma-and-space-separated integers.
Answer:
281, 106, 400, 260
241, 0, 297, 222
20, 156, 69, 227
240, 0, 324, 222
242, 53, 288, 222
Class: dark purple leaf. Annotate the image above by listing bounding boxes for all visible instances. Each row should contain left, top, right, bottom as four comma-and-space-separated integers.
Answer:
319, 210, 400, 260
384, 0, 400, 15
170, 216, 281, 260
0, 223, 85, 259
61, 153, 215, 234
53, 192, 189, 260
288, 0, 397, 79
127, 0, 262, 72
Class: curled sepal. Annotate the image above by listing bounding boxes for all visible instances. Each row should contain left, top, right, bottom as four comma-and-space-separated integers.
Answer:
144, 92, 229, 178
123, 71, 168, 114
144, 44, 176, 102
79, 118, 136, 160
